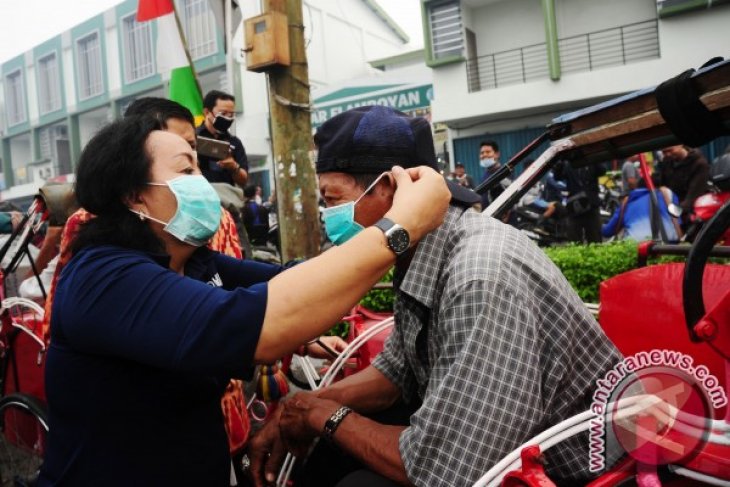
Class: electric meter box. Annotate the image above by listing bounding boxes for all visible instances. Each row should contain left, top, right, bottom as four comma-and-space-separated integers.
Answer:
244, 12, 290, 72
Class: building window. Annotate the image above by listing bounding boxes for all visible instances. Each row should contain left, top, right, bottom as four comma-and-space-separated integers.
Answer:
38, 53, 62, 114
76, 32, 104, 100
428, 1, 464, 61
178, 0, 217, 60
4, 70, 27, 126
123, 15, 155, 82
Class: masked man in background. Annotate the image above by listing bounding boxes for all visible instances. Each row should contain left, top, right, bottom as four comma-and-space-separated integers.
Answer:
197, 90, 249, 188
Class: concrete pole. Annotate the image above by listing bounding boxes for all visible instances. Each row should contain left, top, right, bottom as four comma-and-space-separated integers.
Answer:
264, 0, 321, 262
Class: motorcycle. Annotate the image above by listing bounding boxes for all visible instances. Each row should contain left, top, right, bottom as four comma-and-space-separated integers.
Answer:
597, 171, 622, 223
511, 182, 570, 246
683, 152, 730, 243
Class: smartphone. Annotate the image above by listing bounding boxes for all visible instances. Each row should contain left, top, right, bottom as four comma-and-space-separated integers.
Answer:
197, 136, 232, 160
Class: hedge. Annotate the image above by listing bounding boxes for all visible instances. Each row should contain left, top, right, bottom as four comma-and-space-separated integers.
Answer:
541, 241, 639, 302
356, 241, 642, 311
328, 240, 724, 336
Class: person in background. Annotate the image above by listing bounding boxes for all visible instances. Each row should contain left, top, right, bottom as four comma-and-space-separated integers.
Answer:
602, 175, 682, 242
477, 140, 509, 210
243, 184, 270, 246
657, 145, 710, 218
197, 90, 248, 188
448, 163, 474, 189
543, 169, 567, 202
621, 154, 640, 195
554, 160, 607, 243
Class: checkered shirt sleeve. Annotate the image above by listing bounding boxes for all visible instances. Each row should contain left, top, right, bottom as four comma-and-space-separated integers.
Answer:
372, 314, 418, 402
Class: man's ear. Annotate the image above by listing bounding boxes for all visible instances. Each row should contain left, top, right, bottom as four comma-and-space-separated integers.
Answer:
381, 173, 397, 201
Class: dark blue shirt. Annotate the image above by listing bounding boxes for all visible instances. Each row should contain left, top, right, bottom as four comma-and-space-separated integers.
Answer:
40, 245, 283, 486
196, 125, 248, 186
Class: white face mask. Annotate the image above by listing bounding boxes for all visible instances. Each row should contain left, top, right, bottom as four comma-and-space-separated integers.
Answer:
480, 158, 497, 169
129, 175, 222, 247
320, 172, 389, 245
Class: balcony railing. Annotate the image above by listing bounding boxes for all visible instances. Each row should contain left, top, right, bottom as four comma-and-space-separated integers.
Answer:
466, 20, 659, 93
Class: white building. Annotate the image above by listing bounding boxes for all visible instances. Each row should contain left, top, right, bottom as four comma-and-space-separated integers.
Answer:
420, 0, 730, 179
0, 0, 414, 206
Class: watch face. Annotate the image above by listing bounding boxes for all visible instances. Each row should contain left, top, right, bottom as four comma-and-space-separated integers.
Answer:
388, 228, 410, 254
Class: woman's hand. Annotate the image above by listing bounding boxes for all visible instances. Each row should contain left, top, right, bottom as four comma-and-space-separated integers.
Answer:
385, 165, 450, 242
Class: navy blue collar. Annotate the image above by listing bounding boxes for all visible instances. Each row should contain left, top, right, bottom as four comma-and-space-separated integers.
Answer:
146, 246, 217, 281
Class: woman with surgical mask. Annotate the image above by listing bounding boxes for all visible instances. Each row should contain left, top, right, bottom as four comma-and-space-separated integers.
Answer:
39, 116, 449, 486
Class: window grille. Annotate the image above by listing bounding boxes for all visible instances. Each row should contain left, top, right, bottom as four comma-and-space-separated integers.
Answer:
76, 32, 103, 100
123, 15, 155, 82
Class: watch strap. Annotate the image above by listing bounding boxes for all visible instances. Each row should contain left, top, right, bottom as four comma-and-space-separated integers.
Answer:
323, 406, 353, 442
373, 217, 395, 234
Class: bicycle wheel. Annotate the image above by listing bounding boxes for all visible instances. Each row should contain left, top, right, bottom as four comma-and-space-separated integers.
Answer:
0, 393, 48, 487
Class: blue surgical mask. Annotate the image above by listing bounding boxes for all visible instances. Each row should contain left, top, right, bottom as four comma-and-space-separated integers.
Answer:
321, 173, 388, 245
131, 175, 222, 246
480, 157, 497, 169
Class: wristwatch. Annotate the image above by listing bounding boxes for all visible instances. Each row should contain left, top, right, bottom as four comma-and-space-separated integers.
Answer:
374, 218, 410, 256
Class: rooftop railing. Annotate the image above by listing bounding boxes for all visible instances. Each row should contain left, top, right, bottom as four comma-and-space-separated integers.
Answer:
466, 20, 659, 93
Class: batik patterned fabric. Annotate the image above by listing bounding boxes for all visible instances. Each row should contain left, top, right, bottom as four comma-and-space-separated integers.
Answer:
42, 206, 250, 454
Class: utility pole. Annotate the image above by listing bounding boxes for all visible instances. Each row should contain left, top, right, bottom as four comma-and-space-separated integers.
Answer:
264, 0, 321, 262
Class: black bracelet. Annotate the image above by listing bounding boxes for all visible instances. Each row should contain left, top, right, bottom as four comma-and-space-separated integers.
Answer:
323, 406, 353, 443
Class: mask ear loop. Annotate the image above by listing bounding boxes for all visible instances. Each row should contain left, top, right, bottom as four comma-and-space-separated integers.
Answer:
354, 171, 390, 204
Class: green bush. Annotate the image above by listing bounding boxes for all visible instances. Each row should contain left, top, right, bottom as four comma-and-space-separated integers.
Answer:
542, 240, 728, 302
542, 240, 638, 303
359, 268, 395, 312
326, 268, 395, 338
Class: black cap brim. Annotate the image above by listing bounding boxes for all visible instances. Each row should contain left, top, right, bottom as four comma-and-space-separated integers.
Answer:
446, 179, 482, 206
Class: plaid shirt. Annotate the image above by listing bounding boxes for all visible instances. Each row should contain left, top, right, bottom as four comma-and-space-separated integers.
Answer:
372, 205, 621, 486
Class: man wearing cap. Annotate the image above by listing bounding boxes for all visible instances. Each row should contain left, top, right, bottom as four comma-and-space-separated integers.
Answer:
248, 106, 621, 487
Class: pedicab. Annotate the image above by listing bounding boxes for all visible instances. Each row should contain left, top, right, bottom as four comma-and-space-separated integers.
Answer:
0, 184, 74, 486
474, 57, 730, 486
271, 57, 730, 486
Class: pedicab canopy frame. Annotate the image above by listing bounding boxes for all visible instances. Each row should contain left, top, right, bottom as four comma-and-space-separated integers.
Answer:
478, 57, 730, 222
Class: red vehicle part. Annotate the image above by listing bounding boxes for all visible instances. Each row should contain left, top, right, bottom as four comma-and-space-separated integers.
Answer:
694, 192, 730, 222
500, 445, 555, 487
0, 277, 46, 401
343, 305, 393, 376
600, 263, 729, 419
692, 192, 730, 243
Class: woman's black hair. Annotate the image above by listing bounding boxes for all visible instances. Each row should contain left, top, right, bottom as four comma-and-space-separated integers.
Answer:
72, 115, 166, 255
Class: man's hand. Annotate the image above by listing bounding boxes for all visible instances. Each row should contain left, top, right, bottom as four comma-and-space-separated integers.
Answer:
279, 392, 341, 457
247, 410, 287, 487
305, 336, 348, 360
217, 155, 239, 173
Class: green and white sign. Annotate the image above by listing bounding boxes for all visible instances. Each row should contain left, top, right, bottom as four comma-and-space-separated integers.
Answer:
312, 83, 433, 128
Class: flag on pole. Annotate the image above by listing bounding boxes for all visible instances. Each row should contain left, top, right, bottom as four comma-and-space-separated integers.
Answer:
137, 0, 204, 125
